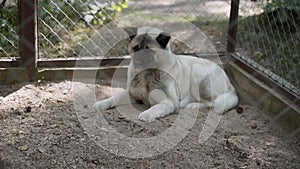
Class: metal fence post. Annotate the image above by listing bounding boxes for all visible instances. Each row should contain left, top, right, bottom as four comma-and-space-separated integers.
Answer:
227, 0, 239, 53
19, 0, 38, 81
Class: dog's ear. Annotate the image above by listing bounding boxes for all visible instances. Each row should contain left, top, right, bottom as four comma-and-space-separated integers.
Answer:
124, 27, 138, 40
156, 32, 171, 48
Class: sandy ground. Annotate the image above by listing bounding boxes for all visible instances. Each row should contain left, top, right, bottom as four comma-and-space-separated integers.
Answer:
0, 81, 299, 168
126, 0, 263, 19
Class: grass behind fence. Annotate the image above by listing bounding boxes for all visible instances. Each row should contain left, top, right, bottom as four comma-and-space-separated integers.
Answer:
0, 1, 18, 58
237, 5, 300, 88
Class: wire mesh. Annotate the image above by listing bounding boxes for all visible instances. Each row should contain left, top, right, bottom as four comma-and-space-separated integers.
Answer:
38, 0, 96, 58
0, 0, 19, 59
37, 0, 238, 59
235, 0, 300, 96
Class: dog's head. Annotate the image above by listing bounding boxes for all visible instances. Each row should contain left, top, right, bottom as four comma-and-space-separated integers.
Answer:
124, 26, 171, 70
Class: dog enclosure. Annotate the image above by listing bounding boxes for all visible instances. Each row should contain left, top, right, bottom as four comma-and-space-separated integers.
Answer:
0, 0, 299, 168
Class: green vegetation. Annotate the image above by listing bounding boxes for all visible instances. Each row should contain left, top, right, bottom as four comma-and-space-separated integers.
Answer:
0, 0, 18, 57
0, 0, 129, 58
237, 0, 300, 87
264, 0, 300, 12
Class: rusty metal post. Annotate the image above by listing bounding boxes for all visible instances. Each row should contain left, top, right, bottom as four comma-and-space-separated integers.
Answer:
227, 0, 240, 53
19, 0, 38, 81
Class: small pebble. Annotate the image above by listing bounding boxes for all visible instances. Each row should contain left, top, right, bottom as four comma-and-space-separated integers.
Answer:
63, 90, 68, 95
250, 122, 258, 129
111, 142, 119, 146
18, 145, 29, 151
167, 123, 173, 127
118, 116, 125, 119
57, 99, 65, 106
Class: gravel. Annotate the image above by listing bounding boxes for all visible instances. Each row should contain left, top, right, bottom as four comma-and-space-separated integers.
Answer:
0, 81, 299, 168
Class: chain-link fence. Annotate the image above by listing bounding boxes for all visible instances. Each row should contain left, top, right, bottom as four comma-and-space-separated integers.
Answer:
0, 0, 18, 58
37, 0, 245, 59
36, 0, 269, 58
0, 0, 259, 59
38, 0, 122, 58
235, 0, 300, 96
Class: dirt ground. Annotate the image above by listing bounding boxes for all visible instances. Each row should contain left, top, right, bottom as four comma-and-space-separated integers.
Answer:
0, 81, 299, 169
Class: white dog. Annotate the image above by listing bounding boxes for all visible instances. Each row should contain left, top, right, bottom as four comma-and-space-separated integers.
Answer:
93, 26, 239, 122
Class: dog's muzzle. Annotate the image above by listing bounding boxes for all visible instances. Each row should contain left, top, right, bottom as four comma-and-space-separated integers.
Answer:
132, 49, 156, 69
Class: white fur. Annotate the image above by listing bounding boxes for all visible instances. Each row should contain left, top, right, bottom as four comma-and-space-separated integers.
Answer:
93, 27, 238, 122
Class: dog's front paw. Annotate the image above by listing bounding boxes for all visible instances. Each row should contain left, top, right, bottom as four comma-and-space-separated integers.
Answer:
93, 99, 112, 112
138, 110, 156, 122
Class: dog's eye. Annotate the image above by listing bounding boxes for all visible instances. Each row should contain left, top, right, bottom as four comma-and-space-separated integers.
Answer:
133, 45, 139, 52
145, 46, 149, 49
